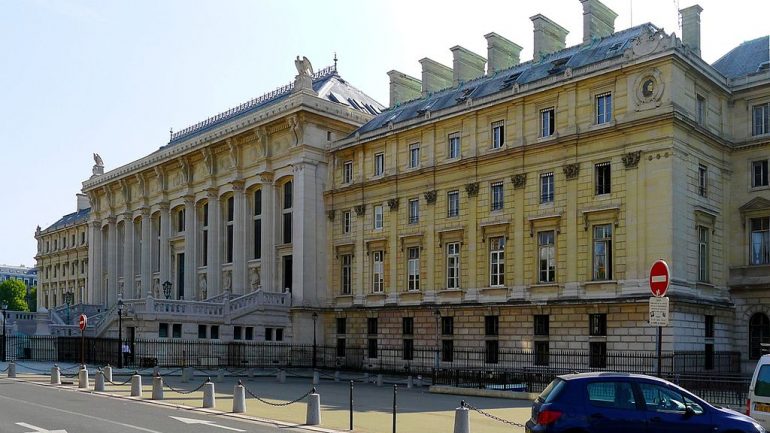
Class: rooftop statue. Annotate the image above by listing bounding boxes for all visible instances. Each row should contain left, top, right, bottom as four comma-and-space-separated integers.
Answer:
295, 56, 314, 77
93, 153, 104, 167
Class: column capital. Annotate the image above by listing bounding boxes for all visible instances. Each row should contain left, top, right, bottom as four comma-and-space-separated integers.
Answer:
231, 179, 245, 192
158, 201, 170, 211
90, 220, 101, 229
258, 172, 274, 184
140, 207, 151, 217
122, 211, 134, 221
106, 216, 117, 225
183, 194, 195, 205
206, 187, 219, 199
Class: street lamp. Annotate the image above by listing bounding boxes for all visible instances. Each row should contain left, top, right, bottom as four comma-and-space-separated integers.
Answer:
117, 299, 124, 369
312, 312, 318, 370
2, 301, 8, 363
162, 281, 172, 300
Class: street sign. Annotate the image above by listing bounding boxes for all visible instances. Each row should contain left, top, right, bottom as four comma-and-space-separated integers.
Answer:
649, 259, 670, 297
78, 314, 87, 331
649, 296, 670, 326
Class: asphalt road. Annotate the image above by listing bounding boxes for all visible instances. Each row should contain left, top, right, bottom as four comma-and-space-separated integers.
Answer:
0, 377, 308, 433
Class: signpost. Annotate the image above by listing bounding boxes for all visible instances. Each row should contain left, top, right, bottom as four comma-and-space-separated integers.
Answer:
648, 259, 670, 377
78, 314, 87, 366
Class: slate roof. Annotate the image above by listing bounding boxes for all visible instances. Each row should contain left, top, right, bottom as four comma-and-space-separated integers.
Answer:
44, 207, 90, 232
167, 66, 384, 146
712, 36, 770, 79
355, 24, 655, 136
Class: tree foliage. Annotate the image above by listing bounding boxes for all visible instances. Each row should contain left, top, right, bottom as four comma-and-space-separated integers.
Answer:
0, 279, 29, 311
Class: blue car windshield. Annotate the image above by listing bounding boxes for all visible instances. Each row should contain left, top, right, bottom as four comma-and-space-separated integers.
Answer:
756, 365, 770, 397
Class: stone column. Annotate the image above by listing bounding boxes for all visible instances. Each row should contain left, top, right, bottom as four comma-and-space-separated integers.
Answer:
140, 208, 152, 297
184, 196, 196, 300
107, 217, 118, 307
232, 181, 247, 295
292, 163, 319, 306
159, 203, 171, 290
260, 175, 274, 292
206, 188, 221, 297
123, 213, 134, 299
87, 220, 102, 304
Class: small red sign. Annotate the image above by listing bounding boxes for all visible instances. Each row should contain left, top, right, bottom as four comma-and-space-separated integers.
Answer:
649, 259, 671, 297
78, 314, 88, 331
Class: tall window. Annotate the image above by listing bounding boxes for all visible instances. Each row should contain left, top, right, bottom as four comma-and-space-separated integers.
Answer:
177, 208, 185, 232
491, 182, 504, 211
447, 191, 459, 218
407, 247, 420, 291
485, 315, 499, 364
491, 120, 504, 149
282, 181, 292, 243
698, 164, 708, 197
372, 251, 384, 293
751, 217, 770, 265
253, 190, 262, 260
596, 93, 612, 124
750, 313, 770, 360
441, 316, 454, 362
753, 160, 769, 188
336, 317, 347, 357
448, 132, 461, 159
367, 317, 378, 359
409, 143, 420, 168
595, 162, 611, 195
201, 203, 208, 266
705, 315, 715, 370
489, 237, 505, 287
696, 94, 706, 125
341, 254, 352, 295
225, 196, 234, 263
540, 172, 554, 203
374, 153, 384, 176
540, 108, 555, 137
753, 103, 770, 136
373, 205, 383, 230
446, 242, 460, 289
593, 224, 613, 280
408, 198, 419, 224
343, 161, 353, 183
534, 315, 550, 366
342, 211, 352, 234
402, 317, 414, 361
698, 226, 710, 283
538, 231, 556, 283
589, 313, 607, 368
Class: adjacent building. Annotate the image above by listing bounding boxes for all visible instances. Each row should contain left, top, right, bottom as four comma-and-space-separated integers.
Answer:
0, 265, 37, 289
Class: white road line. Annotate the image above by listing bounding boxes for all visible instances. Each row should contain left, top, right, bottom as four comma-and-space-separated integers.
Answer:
16, 422, 67, 433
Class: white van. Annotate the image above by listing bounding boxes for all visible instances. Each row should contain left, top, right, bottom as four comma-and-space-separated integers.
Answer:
748, 354, 770, 428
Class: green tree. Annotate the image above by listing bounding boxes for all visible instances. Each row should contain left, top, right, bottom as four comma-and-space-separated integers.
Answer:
0, 279, 29, 311
27, 286, 37, 312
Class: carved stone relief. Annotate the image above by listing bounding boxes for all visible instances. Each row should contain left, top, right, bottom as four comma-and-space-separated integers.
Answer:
465, 182, 479, 197
424, 190, 437, 204
563, 163, 580, 180
622, 151, 642, 168
198, 274, 207, 300
511, 174, 527, 189
387, 198, 399, 211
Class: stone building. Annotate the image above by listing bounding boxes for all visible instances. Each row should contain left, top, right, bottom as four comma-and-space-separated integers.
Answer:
324, 1, 770, 372
33, 194, 90, 310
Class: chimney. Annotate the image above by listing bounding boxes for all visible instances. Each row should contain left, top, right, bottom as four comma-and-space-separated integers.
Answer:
76, 193, 90, 211
580, 0, 618, 43
485, 32, 523, 75
679, 4, 703, 57
531, 14, 569, 62
419, 58, 453, 96
387, 70, 422, 107
450, 46, 486, 86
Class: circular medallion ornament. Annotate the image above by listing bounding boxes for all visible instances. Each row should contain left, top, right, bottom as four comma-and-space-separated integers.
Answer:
634, 69, 665, 110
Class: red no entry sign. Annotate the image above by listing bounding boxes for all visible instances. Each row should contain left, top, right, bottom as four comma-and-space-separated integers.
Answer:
649, 259, 670, 297
78, 314, 88, 331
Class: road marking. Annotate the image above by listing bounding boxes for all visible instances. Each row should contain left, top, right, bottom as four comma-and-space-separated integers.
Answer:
170, 416, 246, 432
16, 423, 67, 433
651, 275, 667, 283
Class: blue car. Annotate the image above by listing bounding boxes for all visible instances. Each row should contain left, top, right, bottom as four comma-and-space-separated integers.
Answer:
525, 372, 764, 433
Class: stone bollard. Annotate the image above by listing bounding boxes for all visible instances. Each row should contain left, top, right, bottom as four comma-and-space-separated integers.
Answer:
153, 366, 160, 377
78, 366, 89, 389
277, 370, 286, 383
103, 365, 113, 382
453, 402, 470, 433
312, 371, 320, 385
8, 362, 16, 378
50, 365, 61, 385
95, 370, 105, 392
232, 381, 246, 413
334, 371, 340, 382
152, 376, 164, 400
407, 375, 413, 389
130, 373, 142, 397
202, 379, 216, 409
181, 367, 190, 383
416, 375, 423, 387
247, 368, 254, 379
217, 368, 225, 383
376, 374, 383, 387
306, 387, 321, 425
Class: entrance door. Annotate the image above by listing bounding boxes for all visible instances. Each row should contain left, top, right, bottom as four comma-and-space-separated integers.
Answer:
177, 253, 184, 299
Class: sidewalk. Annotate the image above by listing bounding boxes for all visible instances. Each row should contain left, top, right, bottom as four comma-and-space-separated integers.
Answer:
2, 362, 534, 433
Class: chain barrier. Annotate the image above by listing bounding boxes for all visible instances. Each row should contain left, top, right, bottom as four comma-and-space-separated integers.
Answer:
461, 400, 526, 429
60, 364, 82, 373
163, 378, 209, 395
61, 370, 81, 378
13, 362, 52, 373
243, 383, 313, 406
0, 364, 8, 373
107, 373, 135, 386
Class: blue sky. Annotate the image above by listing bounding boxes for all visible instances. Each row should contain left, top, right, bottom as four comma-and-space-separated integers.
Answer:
0, 0, 764, 267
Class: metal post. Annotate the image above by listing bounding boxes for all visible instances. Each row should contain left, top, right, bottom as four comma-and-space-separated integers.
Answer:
1, 305, 6, 363
349, 380, 354, 430
392, 384, 398, 433
312, 312, 318, 369
118, 300, 124, 369
80, 328, 85, 366
656, 326, 662, 377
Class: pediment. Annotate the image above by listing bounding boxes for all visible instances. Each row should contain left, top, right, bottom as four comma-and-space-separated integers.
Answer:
740, 197, 770, 213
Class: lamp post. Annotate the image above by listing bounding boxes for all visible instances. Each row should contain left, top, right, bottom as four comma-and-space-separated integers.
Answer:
117, 299, 124, 368
433, 309, 440, 371
312, 312, 318, 370
162, 281, 172, 300
1, 301, 7, 363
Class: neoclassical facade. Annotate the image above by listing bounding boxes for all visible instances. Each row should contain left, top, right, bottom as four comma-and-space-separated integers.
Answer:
324, 1, 770, 372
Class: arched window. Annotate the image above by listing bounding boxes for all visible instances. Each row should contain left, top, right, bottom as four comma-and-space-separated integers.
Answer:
750, 312, 770, 359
